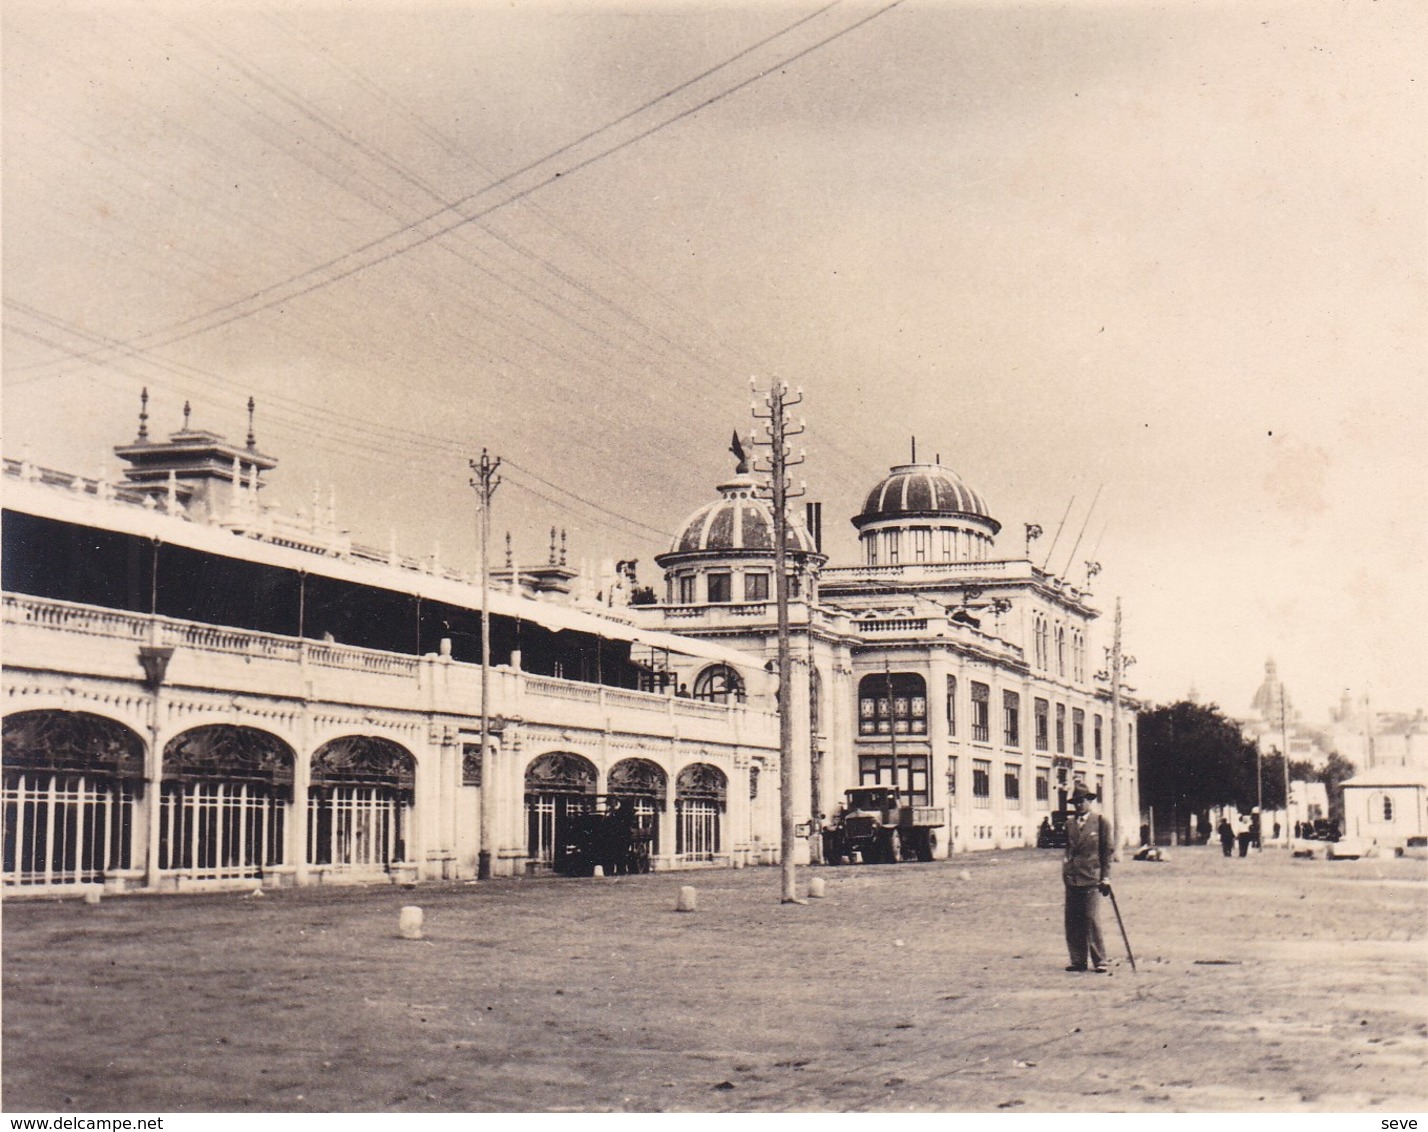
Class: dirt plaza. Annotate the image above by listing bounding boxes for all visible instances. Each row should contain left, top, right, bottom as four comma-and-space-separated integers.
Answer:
4, 846, 1425, 1113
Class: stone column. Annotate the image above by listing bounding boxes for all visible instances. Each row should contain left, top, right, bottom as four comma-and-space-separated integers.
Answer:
660, 749, 677, 869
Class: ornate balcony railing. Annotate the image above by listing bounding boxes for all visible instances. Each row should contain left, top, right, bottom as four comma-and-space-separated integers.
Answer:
4, 592, 774, 733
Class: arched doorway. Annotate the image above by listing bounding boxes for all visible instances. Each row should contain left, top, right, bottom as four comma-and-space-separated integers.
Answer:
2, 711, 144, 887
676, 762, 727, 862
308, 736, 415, 873
524, 752, 597, 871
607, 757, 668, 857
161, 725, 294, 881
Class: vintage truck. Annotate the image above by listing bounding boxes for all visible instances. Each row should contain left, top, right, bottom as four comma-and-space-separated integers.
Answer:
821, 786, 944, 864
555, 799, 655, 877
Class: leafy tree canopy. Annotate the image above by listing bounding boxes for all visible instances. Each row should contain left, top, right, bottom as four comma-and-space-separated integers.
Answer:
1138, 700, 1282, 817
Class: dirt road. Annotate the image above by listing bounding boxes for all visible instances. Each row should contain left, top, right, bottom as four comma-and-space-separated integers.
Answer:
4, 846, 1425, 1112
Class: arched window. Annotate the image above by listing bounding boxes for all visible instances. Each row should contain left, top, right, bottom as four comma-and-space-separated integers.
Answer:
693, 664, 745, 704
524, 752, 599, 871
162, 725, 295, 880
608, 758, 668, 857
676, 763, 727, 861
3, 711, 144, 887
1056, 626, 1067, 676
307, 736, 414, 872
858, 673, 927, 736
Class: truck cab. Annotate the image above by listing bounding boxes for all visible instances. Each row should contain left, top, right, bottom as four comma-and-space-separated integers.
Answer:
823, 787, 943, 864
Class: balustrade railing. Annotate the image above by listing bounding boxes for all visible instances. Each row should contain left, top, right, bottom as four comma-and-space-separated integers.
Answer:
861, 617, 929, 633
5, 592, 778, 725
4, 594, 150, 642
523, 676, 601, 703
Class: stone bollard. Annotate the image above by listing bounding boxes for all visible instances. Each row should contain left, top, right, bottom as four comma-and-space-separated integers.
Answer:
676, 885, 698, 913
592, 865, 604, 878
808, 876, 826, 899
398, 905, 424, 940
83, 890, 102, 906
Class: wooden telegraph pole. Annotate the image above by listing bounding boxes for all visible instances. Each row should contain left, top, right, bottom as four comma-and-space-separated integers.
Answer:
885, 660, 900, 797
1280, 686, 1293, 847
1108, 599, 1125, 849
752, 378, 804, 904
471, 448, 501, 880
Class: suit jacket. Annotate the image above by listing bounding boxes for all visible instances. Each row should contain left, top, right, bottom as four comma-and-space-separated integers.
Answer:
1063, 811, 1113, 887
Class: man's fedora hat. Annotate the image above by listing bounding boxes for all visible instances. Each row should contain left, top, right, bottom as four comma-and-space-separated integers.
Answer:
1070, 782, 1097, 802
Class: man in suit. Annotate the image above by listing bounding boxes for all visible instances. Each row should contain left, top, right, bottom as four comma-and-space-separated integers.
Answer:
1063, 781, 1114, 972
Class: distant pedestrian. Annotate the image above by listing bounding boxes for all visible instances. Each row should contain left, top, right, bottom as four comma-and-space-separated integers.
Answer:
1237, 817, 1252, 857
1062, 782, 1113, 973
1218, 818, 1234, 857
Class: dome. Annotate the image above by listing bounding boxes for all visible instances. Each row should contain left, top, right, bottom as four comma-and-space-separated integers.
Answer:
661, 472, 820, 560
853, 462, 999, 533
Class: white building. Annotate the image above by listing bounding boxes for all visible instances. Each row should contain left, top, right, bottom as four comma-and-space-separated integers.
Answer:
1340, 764, 1428, 850
639, 448, 1139, 859
2, 406, 1138, 895
2, 407, 784, 894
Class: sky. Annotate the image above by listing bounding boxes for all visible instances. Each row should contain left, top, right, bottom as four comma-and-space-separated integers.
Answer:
4, 0, 1425, 723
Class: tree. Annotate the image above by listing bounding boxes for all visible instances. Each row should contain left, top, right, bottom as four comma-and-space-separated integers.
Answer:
1138, 701, 1263, 829
1318, 750, 1357, 825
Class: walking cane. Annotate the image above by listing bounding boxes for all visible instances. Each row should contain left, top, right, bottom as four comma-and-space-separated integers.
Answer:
1106, 885, 1137, 972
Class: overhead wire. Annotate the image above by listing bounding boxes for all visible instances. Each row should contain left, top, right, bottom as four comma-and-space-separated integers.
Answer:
10, 0, 886, 373
8, 0, 937, 548
5, 301, 691, 546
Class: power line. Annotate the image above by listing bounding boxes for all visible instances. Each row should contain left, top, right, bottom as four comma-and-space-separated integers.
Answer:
12, 1, 895, 374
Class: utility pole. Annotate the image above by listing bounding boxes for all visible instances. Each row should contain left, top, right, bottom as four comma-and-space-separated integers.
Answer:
1107, 598, 1131, 851
470, 448, 501, 881
1280, 685, 1292, 848
1108, 601, 1121, 850
752, 377, 804, 904
884, 660, 900, 797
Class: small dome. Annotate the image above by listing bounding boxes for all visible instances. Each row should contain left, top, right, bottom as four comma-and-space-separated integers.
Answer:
663, 473, 819, 558
853, 462, 998, 533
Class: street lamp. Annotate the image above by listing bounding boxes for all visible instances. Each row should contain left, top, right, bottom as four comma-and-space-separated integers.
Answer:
138, 645, 175, 889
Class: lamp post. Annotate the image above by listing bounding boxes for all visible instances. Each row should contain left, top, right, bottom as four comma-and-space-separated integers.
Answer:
138, 644, 174, 889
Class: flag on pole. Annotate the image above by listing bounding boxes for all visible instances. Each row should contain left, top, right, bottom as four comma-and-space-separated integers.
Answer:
730, 430, 748, 473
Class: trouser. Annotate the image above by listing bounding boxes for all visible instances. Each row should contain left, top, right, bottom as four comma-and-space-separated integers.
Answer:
1064, 883, 1107, 969
1221, 838, 1233, 856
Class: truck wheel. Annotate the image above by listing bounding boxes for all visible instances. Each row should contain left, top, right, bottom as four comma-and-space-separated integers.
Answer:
877, 830, 898, 864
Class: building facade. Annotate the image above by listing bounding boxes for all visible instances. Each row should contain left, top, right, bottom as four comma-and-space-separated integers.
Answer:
639, 452, 1139, 860
2, 410, 782, 894
2, 410, 1137, 894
